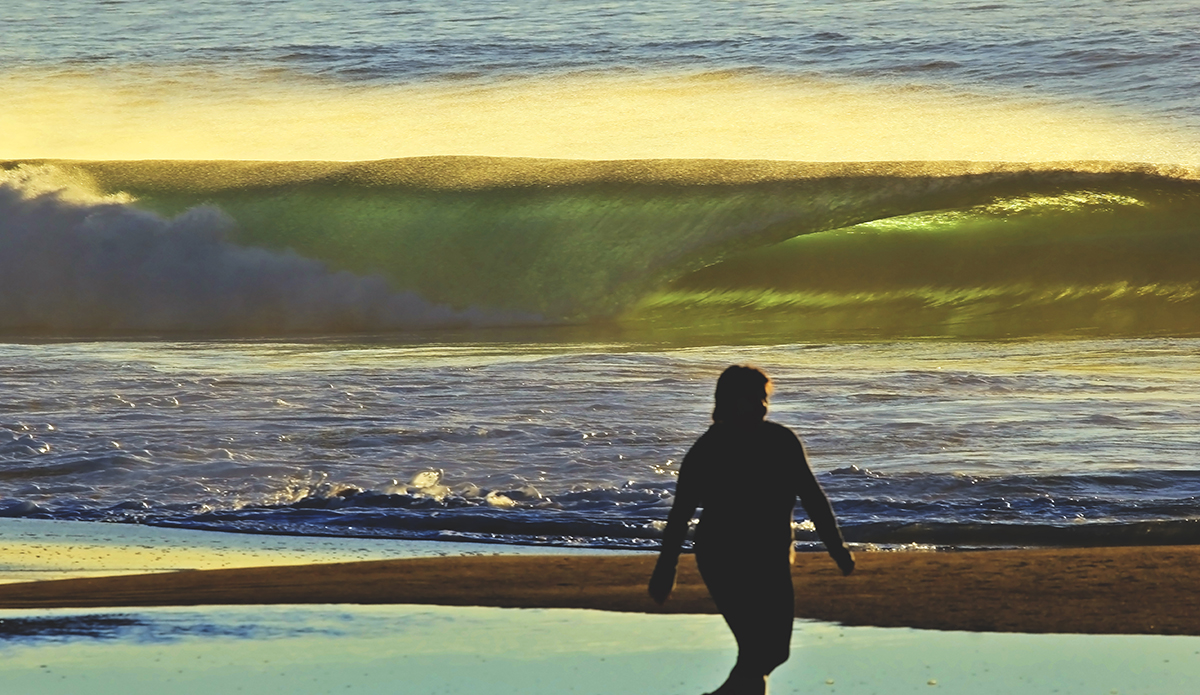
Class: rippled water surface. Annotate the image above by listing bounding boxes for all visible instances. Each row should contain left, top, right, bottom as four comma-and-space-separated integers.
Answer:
4, 338, 1198, 548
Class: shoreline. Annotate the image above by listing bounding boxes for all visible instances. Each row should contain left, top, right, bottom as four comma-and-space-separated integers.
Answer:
0, 517, 618, 584
2, 543, 1198, 635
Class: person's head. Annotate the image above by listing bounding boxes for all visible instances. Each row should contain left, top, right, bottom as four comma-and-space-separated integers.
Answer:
712, 365, 772, 424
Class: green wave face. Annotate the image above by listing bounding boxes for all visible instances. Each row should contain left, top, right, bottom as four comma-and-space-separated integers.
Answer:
7, 157, 1200, 341
632, 189, 1200, 340
155, 185, 815, 320
103, 159, 1075, 322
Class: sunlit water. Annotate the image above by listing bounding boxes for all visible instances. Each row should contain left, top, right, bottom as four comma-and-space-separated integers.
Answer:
1, 0, 1198, 161
3, 0, 1200, 550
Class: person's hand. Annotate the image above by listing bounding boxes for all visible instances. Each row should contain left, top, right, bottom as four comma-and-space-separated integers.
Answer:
648, 556, 677, 604
836, 552, 855, 577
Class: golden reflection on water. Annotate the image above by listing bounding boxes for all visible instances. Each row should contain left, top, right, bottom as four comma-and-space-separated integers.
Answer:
1, 69, 1195, 163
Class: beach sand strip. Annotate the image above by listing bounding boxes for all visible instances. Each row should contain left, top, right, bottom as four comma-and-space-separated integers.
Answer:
0, 546, 1196, 635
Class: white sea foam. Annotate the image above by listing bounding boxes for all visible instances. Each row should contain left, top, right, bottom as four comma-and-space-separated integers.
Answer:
0, 167, 535, 336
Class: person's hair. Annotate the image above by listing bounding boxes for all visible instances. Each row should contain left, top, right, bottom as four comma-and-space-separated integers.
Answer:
712, 365, 772, 423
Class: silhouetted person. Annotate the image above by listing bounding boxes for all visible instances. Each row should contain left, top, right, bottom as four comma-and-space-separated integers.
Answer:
649, 365, 855, 695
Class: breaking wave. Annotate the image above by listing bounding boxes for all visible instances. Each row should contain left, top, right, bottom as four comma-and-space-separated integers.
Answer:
0, 166, 532, 336
3, 157, 1199, 340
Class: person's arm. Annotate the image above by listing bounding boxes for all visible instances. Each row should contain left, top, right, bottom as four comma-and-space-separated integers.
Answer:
648, 440, 703, 604
793, 437, 855, 576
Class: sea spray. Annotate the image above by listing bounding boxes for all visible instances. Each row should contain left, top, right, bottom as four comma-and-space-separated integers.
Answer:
0, 166, 534, 336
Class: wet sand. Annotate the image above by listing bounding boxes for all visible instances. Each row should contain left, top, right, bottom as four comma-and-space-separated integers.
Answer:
2, 544, 1198, 635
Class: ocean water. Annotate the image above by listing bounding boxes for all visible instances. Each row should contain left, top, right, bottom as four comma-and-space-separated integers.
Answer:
2, 0, 1200, 550
3, 339, 1199, 550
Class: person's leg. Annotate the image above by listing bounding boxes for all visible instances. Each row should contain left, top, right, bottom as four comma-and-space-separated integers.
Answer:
697, 548, 794, 694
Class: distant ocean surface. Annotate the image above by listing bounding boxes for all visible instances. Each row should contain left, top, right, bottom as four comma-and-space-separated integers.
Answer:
2, 0, 1199, 551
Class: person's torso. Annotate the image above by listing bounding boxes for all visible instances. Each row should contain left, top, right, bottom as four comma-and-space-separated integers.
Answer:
691, 421, 801, 548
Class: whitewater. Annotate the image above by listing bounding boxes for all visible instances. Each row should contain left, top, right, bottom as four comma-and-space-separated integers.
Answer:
2, 0, 1200, 550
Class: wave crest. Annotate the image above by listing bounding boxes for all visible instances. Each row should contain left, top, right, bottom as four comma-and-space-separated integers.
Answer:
5, 157, 1200, 339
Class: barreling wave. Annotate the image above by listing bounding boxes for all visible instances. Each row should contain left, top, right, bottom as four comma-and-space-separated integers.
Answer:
3, 157, 1199, 340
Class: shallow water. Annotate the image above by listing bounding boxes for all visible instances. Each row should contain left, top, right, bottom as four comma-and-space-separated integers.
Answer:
0, 517, 597, 584
1, 604, 1198, 695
